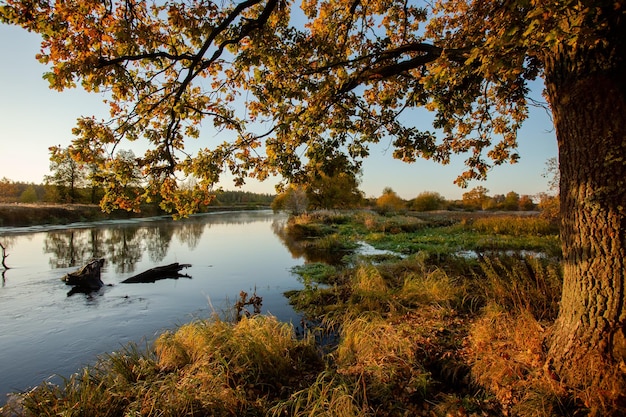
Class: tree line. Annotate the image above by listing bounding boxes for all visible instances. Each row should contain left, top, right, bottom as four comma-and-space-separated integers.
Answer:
271, 180, 556, 217
0, 176, 274, 208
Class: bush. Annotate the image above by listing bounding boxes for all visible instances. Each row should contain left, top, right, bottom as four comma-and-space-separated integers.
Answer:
410, 191, 446, 211
375, 188, 406, 214
19, 186, 39, 203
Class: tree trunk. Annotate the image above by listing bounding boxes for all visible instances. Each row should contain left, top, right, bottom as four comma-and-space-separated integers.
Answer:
543, 30, 626, 412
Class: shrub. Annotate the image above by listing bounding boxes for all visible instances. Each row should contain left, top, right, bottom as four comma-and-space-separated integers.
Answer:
375, 188, 406, 214
410, 191, 447, 211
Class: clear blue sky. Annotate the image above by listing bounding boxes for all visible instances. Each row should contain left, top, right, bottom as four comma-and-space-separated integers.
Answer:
0, 24, 558, 201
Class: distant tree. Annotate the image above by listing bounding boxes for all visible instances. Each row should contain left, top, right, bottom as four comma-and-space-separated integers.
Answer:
0, 177, 19, 201
543, 157, 560, 195
462, 186, 489, 211
411, 191, 446, 211
306, 171, 363, 210
99, 150, 145, 212
42, 183, 61, 203
376, 188, 406, 214
213, 190, 275, 206
482, 194, 503, 211
519, 195, 536, 211
19, 185, 38, 203
271, 185, 308, 215
298, 148, 363, 210
502, 191, 520, 211
45, 146, 84, 203
537, 192, 560, 224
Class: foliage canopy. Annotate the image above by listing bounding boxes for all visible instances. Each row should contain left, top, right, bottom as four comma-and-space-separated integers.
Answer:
1, 0, 601, 214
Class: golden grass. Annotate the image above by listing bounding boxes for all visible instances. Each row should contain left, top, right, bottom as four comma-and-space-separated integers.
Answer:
7, 316, 322, 417
476, 255, 562, 321
469, 304, 570, 416
468, 215, 558, 236
268, 371, 364, 417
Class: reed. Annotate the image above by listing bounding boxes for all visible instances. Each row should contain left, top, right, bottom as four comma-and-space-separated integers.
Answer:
475, 254, 562, 321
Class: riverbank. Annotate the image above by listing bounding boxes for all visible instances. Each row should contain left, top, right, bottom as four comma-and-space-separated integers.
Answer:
3, 210, 616, 416
0, 203, 271, 227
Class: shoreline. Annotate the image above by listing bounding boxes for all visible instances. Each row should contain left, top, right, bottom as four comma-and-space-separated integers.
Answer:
0, 203, 272, 228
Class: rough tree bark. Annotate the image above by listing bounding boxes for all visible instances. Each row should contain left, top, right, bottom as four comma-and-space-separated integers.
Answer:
543, 23, 626, 411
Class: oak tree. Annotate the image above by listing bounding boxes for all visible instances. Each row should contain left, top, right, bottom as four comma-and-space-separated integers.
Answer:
2, 0, 625, 410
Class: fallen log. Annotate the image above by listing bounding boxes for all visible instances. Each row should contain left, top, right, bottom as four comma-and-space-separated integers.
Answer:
61, 258, 106, 293
121, 263, 192, 284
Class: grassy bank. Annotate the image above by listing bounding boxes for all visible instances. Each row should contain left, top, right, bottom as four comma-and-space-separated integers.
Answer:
0, 203, 161, 227
4, 210, 605, 416
0, 203, 272, 227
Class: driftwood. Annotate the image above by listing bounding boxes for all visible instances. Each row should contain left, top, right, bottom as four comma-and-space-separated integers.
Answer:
62, 258, 106, 295
121, 263, 192, 284
0, 242, 9, 270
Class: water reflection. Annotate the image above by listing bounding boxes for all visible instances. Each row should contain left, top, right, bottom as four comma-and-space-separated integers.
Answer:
0, 211, 306, 404
40, 219, 206, 275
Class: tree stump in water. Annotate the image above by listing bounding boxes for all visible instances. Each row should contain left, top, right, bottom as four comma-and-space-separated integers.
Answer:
121, 263, 192, 283
61, 258, 105, 293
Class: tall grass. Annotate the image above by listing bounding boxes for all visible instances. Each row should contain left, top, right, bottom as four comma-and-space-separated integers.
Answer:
269, 371, 364, 417
7, 316, 322, 417
469, 305, 571, 416
270, 315, 432, 417
475, 254, 562, 321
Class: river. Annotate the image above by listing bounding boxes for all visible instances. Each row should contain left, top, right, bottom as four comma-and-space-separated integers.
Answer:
0, 210, 305, 403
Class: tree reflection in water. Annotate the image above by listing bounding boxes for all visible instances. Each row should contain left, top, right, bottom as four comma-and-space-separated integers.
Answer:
43, 218, 207, 274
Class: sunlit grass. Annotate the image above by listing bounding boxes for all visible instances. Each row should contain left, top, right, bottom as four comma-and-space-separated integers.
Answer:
469, 304, 572, 416
474, 254, 562, 321
7, 316, 322, 417
268, 371, 364, 417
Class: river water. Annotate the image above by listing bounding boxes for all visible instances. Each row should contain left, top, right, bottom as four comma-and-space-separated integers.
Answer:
0, 210, 305, 403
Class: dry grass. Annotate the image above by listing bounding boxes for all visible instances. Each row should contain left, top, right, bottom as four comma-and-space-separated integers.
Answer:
469, 304, 571, 416
475, 255, 562, 321
468, 215, 558, 237
5, 316, 322, 417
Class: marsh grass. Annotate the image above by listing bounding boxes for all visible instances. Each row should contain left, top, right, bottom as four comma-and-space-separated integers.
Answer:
468, 215, 559, 237
279, 211, 577, 416
359, 213, 562, 259
6, 316, 322, 417
291, 263, 338, 286
268, 371, 365, 417
475, 254, 562, 321
356, 212, 427, 234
